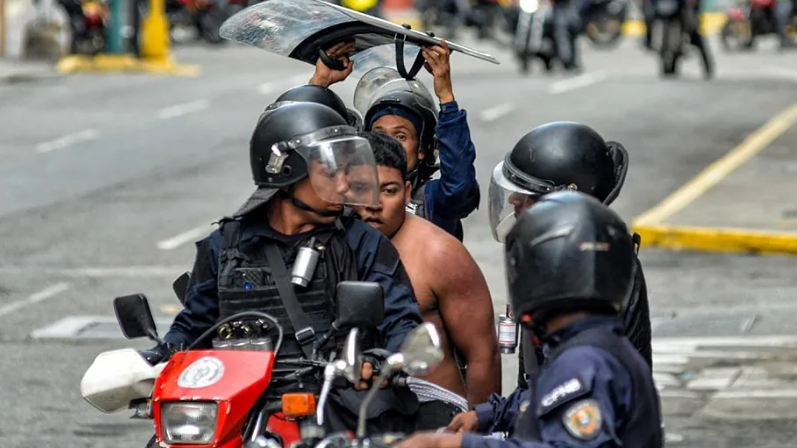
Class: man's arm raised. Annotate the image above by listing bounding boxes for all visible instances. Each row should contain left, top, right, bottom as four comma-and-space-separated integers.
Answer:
432, 238, 501, 406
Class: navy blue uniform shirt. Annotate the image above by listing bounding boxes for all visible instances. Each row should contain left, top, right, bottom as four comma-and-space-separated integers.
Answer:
164, 217, 423, 353
466, 317, 641, 448
420, 101, 480, 238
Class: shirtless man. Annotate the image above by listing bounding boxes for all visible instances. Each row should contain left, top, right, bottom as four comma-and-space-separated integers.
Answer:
354, 131, 501, 409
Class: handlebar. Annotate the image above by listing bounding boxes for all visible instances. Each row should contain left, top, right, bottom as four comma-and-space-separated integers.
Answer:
186, 312, 284, 354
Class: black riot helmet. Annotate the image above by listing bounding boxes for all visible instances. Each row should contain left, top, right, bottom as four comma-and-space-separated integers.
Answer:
273, 84, 364, 130
235, 101, 379, 217
504, 191, 636, 329
489, 121, 630, 242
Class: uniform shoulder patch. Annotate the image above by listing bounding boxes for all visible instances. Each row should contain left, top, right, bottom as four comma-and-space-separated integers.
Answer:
562, 399, 603, 441
539, 377, 588, 416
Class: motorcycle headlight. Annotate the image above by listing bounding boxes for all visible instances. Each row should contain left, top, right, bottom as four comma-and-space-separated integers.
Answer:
520, 0, 538, 12
161, 402, 218, 444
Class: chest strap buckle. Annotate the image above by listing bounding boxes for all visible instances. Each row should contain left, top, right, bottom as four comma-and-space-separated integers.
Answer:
295, 326, 316, 345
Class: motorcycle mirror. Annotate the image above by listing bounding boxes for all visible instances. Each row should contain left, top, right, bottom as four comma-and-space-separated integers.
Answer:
389, 322, 444, 376
172, 272, 190, 307
113, 294, 159, 341
341, 328, 363, 384
335, 281, 384, 330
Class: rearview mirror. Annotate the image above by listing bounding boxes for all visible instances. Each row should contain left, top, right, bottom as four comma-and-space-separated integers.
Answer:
341, 328, 363, 384
172, 272, 190, 307
335, 281, 384, 330
389, 322, 444, 376
113, 294, 158, 341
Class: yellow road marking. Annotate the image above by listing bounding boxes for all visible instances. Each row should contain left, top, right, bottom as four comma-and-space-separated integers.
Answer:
633, 102, 797, 227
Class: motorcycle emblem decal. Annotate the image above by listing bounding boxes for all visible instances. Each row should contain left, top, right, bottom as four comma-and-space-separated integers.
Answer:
178, 356, 225, 389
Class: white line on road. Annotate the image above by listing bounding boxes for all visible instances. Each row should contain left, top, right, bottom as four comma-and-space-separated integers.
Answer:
258, 82, 278, 94
479, 103, 516, 122
157, 99, 210, 120
653, 335, 797, 348
0, 266, 189, 278
0, 283, 70, 317
157, 225, 212, 250
289, 73, 311, 84
713, 389, 797, 399
548, 72, 607, 95
35, 129, 98, 153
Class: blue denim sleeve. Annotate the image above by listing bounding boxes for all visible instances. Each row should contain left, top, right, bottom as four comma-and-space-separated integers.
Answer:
163, 230, 223, 348
347, 220, 423, 352
474, 387, 531, 433
426, 101, 480, 221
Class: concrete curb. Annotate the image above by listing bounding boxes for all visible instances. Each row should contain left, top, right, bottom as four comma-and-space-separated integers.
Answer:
632, 101, 797, 257
633, 224, 797, 256
56, 54, 201, 77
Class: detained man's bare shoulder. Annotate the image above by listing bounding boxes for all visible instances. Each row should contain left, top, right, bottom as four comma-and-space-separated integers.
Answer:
397, 214, 476, 272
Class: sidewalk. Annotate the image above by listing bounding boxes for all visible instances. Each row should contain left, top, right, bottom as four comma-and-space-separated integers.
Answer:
0, 58, 62, 83
633, 102, 797, 256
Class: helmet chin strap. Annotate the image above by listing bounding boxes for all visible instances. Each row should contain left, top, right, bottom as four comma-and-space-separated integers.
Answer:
290, 195, 343, 218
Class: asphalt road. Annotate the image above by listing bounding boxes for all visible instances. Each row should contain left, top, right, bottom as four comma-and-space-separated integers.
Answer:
1, 33, 797, 447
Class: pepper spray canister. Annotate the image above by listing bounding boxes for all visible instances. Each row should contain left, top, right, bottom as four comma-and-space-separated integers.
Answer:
498, 304, 519, 354
291, 237, 320, 287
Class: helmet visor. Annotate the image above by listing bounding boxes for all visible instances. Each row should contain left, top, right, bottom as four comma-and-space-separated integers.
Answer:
489, 162, 540, 243
293, 130, 379, 207
353, 67, 435, 117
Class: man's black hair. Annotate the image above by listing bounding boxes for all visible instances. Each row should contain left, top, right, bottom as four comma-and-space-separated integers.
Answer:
360, 131, 408, 180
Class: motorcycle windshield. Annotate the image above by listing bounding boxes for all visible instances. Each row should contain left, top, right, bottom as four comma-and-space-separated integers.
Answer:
218, 0, 501, 68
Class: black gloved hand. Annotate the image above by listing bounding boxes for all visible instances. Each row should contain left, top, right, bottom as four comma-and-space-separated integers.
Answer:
362, 348, 393, 376
139, 342, 182, 366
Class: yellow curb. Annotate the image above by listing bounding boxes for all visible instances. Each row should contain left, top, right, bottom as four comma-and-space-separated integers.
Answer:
56, 54, 201, 77
384, 16, 423, 30
383, 12, 727, 36
633, 224, 797, 256
161, 304, 182, 315
623, 13, 727, 36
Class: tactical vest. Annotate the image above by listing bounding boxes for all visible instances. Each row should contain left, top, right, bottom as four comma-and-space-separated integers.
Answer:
514, 326, 663, 448
405, 180, 428, 219
215, 217, 357, 359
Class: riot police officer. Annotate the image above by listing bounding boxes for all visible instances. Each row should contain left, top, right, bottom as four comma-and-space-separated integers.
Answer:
487, 121, 653, 388
423, 192, 663, 448
551, 0, 582, 71
309, 41, 480, 241
141, 101, 424, 432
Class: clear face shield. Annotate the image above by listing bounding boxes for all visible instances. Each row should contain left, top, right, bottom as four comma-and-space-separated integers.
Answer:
274, 126, 380, 207
352, 67, 436, 118
488, 162, 541, 243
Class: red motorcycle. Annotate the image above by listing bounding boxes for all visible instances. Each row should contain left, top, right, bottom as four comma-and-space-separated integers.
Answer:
81, 283, 444, 448
721, 0, 796, 50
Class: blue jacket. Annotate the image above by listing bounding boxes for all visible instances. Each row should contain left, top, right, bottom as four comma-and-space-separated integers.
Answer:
420, 101, 480, 239
465, 317, 658, 448
164, 217, 423, 353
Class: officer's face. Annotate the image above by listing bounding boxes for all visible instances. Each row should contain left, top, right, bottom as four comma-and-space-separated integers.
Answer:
299, 161, 350, 215
355, 166, 411, 238
372, 115, 421, 171
509, 192, 538, 217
